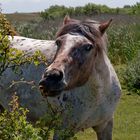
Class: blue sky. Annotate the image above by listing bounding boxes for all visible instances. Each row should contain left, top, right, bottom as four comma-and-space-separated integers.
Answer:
0, 0, 139, 13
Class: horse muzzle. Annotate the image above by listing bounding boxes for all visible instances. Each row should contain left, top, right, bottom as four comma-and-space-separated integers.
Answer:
39, 69, 66, 97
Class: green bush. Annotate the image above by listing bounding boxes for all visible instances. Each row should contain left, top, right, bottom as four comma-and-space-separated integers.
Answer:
123, 52, 140, 95
108, 24, 140, 64
0, 95, 43, 140
40, 2, 140, 20
0, 95, 77, 140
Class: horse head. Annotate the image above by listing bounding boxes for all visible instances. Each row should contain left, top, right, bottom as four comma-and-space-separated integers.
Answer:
39, 16, 112, 97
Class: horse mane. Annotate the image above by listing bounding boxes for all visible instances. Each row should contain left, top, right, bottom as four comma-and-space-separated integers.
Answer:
56, 19, 108, 52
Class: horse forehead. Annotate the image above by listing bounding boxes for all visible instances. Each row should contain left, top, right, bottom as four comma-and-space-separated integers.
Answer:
63, 34, 90, 51
66, 34, 89, 42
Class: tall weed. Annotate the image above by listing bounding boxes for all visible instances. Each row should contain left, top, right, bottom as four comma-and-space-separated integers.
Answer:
108, 24, 140, 64
123, 52, 140, 95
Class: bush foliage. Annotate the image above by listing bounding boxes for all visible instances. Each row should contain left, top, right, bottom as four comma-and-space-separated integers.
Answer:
0, 95, 43, 140
108, 24, 140, 64
40, 2, 140, 20
0, 94, 75, 140
123, 53, 140, 95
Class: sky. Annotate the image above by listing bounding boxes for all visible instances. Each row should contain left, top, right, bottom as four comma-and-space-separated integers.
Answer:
0, 0, 139, 13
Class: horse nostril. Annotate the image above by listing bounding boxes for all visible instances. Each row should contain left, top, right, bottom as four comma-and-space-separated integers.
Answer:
39, 79, 46, 92
39, 79, 46, 86
46, 69, 63, 82
39, 85, 44, 90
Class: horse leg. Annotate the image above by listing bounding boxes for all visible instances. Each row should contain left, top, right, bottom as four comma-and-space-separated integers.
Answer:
93, 118, 113, 140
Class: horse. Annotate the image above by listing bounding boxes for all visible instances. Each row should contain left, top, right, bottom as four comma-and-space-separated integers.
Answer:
39, 16, 121, 140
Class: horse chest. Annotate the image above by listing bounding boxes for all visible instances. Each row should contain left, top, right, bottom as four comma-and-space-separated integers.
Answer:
48, 87, 118, 130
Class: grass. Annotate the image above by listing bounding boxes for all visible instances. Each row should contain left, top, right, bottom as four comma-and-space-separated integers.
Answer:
113, 91, 140, 140
74, 91, 140, 140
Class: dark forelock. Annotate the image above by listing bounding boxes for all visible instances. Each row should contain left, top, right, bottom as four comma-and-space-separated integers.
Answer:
56, 20, 101, 44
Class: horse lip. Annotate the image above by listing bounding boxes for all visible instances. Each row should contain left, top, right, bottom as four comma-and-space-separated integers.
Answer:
39, 79, 67, 97
39, 85, 63, 97
48, 88, 63, 95
48, 91, 61, 97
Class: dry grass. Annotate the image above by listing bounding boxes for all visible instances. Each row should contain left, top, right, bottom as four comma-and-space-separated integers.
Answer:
5, 12, 41, 23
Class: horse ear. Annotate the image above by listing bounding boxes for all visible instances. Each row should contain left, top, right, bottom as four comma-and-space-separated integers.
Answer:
99, 19, 113, 34
63, 15, 71, 25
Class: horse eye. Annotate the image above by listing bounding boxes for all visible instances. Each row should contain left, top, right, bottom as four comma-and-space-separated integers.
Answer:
85, 44, 93, 51
56, 40, 61, 48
